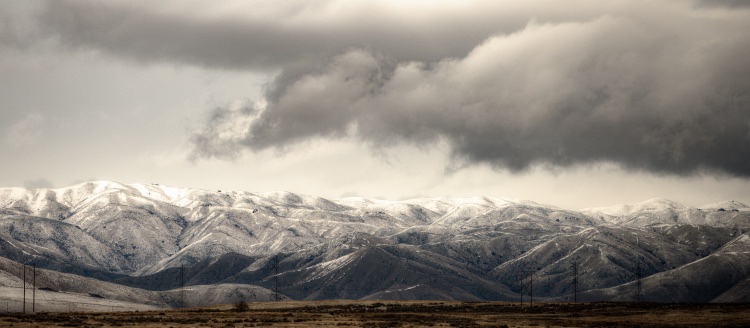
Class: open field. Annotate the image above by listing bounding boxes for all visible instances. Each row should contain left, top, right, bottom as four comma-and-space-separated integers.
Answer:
1, 301, 750, 327
0, 287, 163, 313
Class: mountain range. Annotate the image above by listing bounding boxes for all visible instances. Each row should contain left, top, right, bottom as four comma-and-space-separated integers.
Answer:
1, 181, 749, 308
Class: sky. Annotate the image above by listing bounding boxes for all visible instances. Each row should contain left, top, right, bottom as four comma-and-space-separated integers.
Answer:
1, 0, 749, 210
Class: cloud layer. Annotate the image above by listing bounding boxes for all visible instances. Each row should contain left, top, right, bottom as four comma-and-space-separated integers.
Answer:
192, 16, 750, 175
32, 1, 750, 176
34, 0, 645, 69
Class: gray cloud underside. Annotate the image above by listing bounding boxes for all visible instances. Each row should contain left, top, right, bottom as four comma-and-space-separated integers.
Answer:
192, 15, 750, 176
694, 0, 750, 8
32, 0, 632, 70
27, 1, 750, 176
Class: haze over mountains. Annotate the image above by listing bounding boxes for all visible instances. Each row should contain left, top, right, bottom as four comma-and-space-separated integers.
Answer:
1, 181, 749, 308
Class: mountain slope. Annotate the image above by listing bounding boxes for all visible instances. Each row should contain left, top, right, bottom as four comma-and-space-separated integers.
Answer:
1, 181, 749, 306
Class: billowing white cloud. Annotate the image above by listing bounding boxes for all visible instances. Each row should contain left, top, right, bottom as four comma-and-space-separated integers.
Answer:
190, 99, 261, 161
191, 12, 750, 176
2, 0, 749, 206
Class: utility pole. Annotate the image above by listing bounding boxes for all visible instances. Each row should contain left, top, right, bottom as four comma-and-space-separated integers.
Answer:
635, 259, 643, 302
274, 255, 280, 302
704, 284, 709, 303
635, 238, 643, 303
516, 270, 535, 307
179, 264, 186, 308
571, 259, 578, 303
32, 264, 35, 313
516, 273, 523, 304
22, 264, 26, 314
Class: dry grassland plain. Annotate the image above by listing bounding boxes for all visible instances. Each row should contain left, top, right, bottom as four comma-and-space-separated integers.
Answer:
1, 301, 750, 327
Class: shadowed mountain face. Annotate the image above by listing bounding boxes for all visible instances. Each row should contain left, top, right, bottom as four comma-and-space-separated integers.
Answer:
1, 181, 749, 305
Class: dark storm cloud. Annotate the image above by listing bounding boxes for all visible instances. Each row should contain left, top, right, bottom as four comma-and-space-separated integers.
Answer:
191, 14, 750, 176
29, 1, 750, 177
694, 0, 750, 8
35, 0, 540, 70
0, 2, 41, 50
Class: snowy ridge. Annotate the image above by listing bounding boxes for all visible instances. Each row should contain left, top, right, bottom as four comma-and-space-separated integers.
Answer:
698, 200, 750, 211
582, 198, 688, 217
1, 181, 750, 304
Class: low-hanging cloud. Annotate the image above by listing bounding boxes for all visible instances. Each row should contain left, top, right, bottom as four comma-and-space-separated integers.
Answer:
192, 13, 750, 176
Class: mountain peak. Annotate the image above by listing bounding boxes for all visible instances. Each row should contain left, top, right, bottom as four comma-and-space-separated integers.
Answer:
698, 200, 749, 211
582, 198, 688, 216
2, 181, 750, 304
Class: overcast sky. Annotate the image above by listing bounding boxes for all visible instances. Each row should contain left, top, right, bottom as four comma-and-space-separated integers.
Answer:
1, 0, 749, 209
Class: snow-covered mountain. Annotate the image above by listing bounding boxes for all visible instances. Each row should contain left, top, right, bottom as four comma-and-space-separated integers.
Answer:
1, 181, 749, 306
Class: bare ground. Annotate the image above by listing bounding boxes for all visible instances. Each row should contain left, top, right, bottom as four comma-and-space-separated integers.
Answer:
1, 301, 750, 327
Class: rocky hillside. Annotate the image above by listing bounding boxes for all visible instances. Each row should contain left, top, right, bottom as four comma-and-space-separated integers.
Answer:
1, 181, 748, 305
